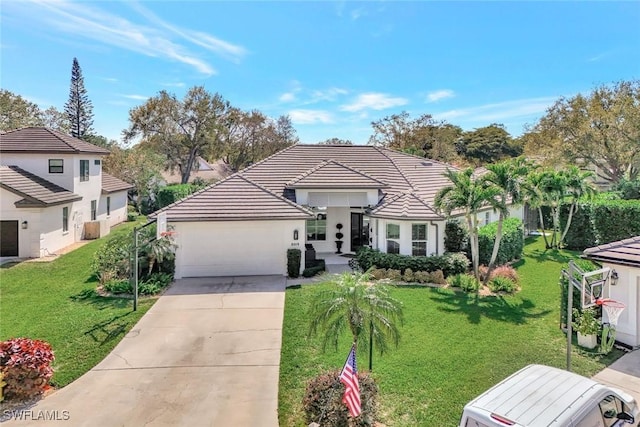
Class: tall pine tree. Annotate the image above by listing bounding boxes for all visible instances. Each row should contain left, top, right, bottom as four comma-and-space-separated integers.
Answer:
64, 57, 94, 139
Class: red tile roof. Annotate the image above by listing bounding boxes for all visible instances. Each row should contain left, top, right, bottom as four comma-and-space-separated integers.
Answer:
0, 127, 111, 155
102, 173, 133, 194
583, 236, 640, 267
0, 165, 82, 207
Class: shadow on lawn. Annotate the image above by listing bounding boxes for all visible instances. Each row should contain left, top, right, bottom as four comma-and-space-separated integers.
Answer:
70, 289, 132, 310
83, 313, 131, 346
430, 289, 551, 325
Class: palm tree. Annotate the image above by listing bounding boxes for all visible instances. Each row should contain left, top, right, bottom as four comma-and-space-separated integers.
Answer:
559, 166, 596, 245
308, 271, 403, 370
434, 168, 501, 282
481, 158, 531, 285
523, 168, 551, 248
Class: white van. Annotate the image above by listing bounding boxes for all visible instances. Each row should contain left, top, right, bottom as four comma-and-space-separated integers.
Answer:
459, 364, 638, 427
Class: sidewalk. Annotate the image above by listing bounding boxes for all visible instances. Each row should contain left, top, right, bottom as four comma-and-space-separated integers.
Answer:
593, 349, 640, 404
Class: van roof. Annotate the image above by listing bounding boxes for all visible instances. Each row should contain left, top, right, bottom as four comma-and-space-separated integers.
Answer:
466, 364, 604, 426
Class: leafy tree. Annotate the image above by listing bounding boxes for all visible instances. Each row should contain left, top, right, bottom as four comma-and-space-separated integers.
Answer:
524, 80, 640, 184
481, 158, 531, 284
309, 271, 403, 370
124, 86, 230, 184
41, 106, 70, 133
368, 111, 461, 162
0, 89, 43, 131
64, 57, 94, 139
456, 124, 522, 165
434, 168, 501, 282
318, 137, 353, 145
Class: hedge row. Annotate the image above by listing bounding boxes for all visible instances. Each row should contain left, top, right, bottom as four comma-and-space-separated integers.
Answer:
561, 199, 640, 250
356, 248, 469, 278
477, 217, 524, 266
156, 183, 205, 209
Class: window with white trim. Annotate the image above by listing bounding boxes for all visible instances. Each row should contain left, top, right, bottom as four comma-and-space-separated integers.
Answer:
412, 224, 427, 256
62, 207, 69, 232
91, 200, 97, 221
386, 223, 400, 254
80, 160, 89, 182
306, 208, 327, 241
106, 197, 111, 216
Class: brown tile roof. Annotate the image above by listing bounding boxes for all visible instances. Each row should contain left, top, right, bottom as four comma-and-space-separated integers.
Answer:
151, 144, 460, 222
0, 127, 111, 155
102, 173, 133, 194
582, 236, 640, 267
0, 165, 82, 207
370, 192, 443, 220
286, 159, 388, 189
152, 174, 314, 221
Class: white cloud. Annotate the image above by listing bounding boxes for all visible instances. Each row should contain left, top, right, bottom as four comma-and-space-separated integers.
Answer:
120, 94, 148, 100
289, 109, 334, 124
351, 7, 366, 20
433, 96, 558, 123
309, 87, 349, 103
278, 80, 303, 103
427, 89, 455, 103
340, 92, 408, 112
12, 0, 246, 76
279, 92, 297, 102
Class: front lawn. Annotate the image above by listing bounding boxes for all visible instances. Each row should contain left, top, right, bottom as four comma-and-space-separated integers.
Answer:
0, 220, 156, 387
278, 237, 624, 426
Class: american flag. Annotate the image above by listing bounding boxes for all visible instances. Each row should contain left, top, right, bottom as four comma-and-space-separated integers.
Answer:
339, 344, 362, 418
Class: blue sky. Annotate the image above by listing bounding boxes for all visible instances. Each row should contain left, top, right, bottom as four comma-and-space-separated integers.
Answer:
2, 1, 639, 145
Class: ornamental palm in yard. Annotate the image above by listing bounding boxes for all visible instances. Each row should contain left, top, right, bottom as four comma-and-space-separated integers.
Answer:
308, 271, 403, 369
434, 168, 501, 282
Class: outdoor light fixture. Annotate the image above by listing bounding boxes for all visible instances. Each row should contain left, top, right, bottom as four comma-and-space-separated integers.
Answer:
293, 229, 299, 240
21, 221, 28, 229
611, 269, 619, 286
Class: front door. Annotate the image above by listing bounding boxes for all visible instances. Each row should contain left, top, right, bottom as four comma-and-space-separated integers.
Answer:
0, 220, 19, 256
350, 213, 369, 253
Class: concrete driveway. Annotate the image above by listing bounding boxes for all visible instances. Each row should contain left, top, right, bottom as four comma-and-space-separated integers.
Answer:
4, 276, 286, 426
593, 349, 640, 405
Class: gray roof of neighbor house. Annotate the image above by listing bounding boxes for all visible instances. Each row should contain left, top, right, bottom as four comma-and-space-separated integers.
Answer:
0, 127, 111, 155
160, 157, 232, 185
152, 144, 457, 221
153, 174, 314, 221
583, 236, 640, 267
0, 165, 82, 207
102, 173, 134, 194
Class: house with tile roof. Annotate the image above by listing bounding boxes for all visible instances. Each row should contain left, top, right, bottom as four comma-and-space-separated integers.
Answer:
153, 144, 524, 278
0, 127, 133, 258
583, 236, 640, 348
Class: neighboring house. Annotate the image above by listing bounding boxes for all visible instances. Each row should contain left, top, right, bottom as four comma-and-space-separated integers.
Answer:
583, 236, 640, 348
0, 127, 133, 258
159, 157, 232, 185
153, 144, 524, 279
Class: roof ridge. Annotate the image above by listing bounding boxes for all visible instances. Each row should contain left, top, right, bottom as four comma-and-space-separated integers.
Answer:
236, 175, 314, 216
374, 146, 417, 190
285, 159, 330, 187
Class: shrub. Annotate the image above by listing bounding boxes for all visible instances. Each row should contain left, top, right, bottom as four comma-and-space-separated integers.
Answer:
156, 184, 199, 209
92, 234, 132, 285
403, 268, 415, 282
303, 369, 377, 427
139, 272, 173, 295
477, 218, 524, 266
612, 178, 640, 200
428, 270, 447, 285
492, 265, 519, 283
488, 276, 517, 293
104, 279, 132, 294
386, 269, 402, 282
127, 212, 137, 222
0, 338, 54, 401
356, 248, 469, 278
444, 220, 468, 253
414, 271, 430, 283
449, 274, 479, 293
303, 260, 326, 278
369, 268, 387, 280
287, 248, 301, 278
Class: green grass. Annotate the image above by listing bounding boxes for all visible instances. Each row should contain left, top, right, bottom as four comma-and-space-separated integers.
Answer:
0, 219, 156, 387
278, 236, 624, 426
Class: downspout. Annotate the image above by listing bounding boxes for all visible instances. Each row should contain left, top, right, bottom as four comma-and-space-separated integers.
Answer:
429, 220, 440, 254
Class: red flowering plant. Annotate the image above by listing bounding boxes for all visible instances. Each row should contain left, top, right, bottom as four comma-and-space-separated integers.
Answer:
0, 337, 55, 401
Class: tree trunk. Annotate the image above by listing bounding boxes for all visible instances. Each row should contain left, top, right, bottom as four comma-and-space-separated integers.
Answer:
538, 207, 551, 249
560, 203, 576, 247
467, 213, 480, 283
483, 214, 504, 286
181, 147, 198, 184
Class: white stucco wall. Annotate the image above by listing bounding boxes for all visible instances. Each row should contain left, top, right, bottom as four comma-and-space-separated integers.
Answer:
0, 153, 76, 191
172, 219, 306, 278
295, 188, 379, 207
99, 191, 128, 228
601, 262, 639, 348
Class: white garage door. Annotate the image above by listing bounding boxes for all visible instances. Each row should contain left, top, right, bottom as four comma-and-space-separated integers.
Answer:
173, 220, 300, 277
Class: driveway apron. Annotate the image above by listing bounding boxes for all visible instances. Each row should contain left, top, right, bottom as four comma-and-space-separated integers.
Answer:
3, 276, 286, 427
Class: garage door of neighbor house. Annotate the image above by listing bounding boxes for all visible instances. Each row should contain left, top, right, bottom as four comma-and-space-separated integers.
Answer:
0, 221, 19, 257
176, 221, 288, 277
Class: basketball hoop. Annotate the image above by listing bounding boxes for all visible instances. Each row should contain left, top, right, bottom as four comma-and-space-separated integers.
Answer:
596, 298, 625, 327
160, 231, 176, 238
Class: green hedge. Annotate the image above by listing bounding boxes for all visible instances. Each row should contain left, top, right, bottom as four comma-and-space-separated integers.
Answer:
444, 221, 468, 253
477, 217, 524, 266
287, 248, 301, 278
356, 248, 469, 278
561, 198, 640, 250
157, 184, 200, 209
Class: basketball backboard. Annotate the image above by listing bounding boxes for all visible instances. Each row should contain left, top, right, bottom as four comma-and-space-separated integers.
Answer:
156, 212, 167, 239
581, 267, 611, 308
